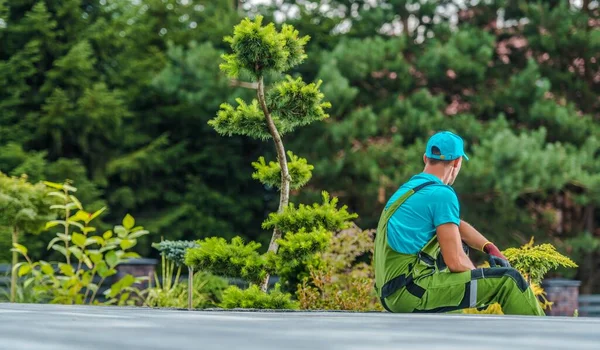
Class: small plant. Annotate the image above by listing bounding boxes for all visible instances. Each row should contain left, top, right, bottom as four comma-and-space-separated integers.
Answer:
12, 181, 149, 305
145, 270, 228, 310
0, 269, 42, 303
296, 224, 384, 311
150, 239, 201, 309
463, 237, 577, 315
220, 284, 298, 310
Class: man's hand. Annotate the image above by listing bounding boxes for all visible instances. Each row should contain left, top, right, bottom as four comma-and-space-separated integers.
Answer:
483, 242, 508, 261
437, 223, 476, 272
489, 255, 511, 268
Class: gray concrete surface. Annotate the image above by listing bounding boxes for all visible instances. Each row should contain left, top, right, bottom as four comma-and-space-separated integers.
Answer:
0, 303, 598, 350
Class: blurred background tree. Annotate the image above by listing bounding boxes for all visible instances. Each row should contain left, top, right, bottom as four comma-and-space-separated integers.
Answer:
1, 1, 598, 291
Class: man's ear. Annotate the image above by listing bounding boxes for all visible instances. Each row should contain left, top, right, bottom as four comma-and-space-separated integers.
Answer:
453, 158, 461, 168
423, 154, 427, 165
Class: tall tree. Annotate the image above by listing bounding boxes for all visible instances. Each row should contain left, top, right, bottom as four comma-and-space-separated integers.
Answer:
0, 0, 270, 259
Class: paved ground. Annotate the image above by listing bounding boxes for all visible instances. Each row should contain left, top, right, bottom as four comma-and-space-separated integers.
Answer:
0, 303, 598, 350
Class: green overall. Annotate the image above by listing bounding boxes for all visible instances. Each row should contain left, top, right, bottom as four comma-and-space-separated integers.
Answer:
374, 181, 545, 316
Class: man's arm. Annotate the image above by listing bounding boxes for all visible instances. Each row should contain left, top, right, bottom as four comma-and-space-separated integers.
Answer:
437, 223, 476, 272
459, 220, 507, 260
458, 220, 489, 251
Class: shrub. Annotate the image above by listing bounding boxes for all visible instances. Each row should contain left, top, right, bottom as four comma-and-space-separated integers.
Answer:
220, 284, 298, 310
147, 239, 228, 309
0, 172, 56, 301
503, 237, 578, 285
12, 181, 149, 305
463, 237, 577, 315
296, 224, 384, 311
145, 271, 228, 309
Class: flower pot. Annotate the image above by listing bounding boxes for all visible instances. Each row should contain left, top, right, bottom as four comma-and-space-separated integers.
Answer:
541, 278, 581, 316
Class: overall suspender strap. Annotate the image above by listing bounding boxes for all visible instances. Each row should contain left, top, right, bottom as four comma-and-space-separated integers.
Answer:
379, 181, 437, 301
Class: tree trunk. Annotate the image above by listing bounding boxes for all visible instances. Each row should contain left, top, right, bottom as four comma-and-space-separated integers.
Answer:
257, 76, 291, 292
188, 266, 194, 310
10, 227, 18, 303
582, 204, 596, 293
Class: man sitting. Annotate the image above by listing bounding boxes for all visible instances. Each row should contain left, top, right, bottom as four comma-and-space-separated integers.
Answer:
373, 131, 545, 316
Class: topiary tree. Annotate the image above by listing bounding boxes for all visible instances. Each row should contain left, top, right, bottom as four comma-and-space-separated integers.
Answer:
184, 16, 357, 306
0, 173, 56, 302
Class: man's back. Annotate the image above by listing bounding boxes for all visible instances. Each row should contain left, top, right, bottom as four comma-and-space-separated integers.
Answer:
385, 172, 460, 255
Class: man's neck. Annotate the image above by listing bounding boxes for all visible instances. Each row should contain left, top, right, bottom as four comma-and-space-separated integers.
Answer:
423, 165, 447, 184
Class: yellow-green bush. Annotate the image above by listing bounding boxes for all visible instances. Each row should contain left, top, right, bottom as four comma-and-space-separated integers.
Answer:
464, 237, 577, 315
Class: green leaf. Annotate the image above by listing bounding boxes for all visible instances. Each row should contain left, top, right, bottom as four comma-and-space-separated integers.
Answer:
18, 264, 31, 277
24, 277, 35, 289
106, 251, 118, 268
46, 237, 62, 250
87, 250, 103, 264
43, 181, 64, 190
119, 292, 131, 304
99, 244, 118, 253
122, 214, 135, 230
90, 207, 106, 221
48, 191, 67, 200
70, 195, 83, 210
11, 262, 24, 275
111, 274, 135, 297
85, 236, 104, 246
105, 238, 121, 246
119, 239, 136, 250
45, 220, 65, 230
86, 283, 99, 293
114, 225, 127, 238
58, 233, 71, 241
41, 262, 54, 275
12, 243, 28, 256
81, 271, 93, 285
121, 252, 141, 260
67, 220, 85, 231
83, 227, 96, 234
52, 245, 68, 258
71, 210, 91, 222
82, 255, 93, 269
50, 204, 67, 210
72, 233, 86, 247
128, 230, 149, 239
63, 184, 77, 193
103, 230, 113, 240
68, 246, 83, 260
59, 263, 74, 277
98, 264, 116, 279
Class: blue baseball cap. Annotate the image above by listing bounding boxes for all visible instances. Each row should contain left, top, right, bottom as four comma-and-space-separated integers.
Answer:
425, 131, 469, 161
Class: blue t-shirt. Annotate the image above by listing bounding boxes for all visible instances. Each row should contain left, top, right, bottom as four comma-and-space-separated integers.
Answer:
385, 173, 460, 254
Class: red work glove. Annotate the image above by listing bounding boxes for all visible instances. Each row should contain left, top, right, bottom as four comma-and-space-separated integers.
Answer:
483, 242, 508, 261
